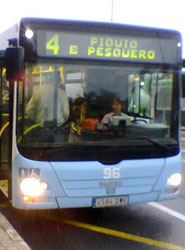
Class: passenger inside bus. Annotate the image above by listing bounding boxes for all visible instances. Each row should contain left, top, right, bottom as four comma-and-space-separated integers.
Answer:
68, 94, 85, 143
26, 71, 69, 126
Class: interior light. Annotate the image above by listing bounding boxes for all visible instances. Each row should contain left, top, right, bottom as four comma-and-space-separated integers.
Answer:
25, 29, 34, 39
177, 42, 182, 47
167, 173, 182, 186
20, 178, 48, 197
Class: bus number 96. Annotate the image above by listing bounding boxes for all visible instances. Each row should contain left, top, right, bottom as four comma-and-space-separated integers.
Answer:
103, 167, 120, 179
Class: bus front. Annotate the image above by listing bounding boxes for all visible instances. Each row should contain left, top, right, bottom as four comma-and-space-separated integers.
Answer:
12, 18, 182, 209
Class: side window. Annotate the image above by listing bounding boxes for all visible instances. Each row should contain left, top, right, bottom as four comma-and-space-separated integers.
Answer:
128, 74, 153, 117
128, 72, 173, 124
0, 68, 10, 171
0, 68, 2, 116
1, 68, 9, 113
155, 73, 172, 125
0, 68, 2, 134
0, 67, 2, 172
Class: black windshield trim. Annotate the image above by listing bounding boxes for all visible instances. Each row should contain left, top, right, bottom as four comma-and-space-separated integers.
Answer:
18, 141, 179, 163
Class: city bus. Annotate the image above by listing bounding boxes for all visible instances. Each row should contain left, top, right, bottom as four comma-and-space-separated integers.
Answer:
0, 18, 183, 209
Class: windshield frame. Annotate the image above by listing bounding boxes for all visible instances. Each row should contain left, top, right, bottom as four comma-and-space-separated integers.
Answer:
16, 58, 181, 162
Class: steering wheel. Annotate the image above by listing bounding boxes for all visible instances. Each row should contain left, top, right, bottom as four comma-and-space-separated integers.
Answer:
131, 119, 148, 124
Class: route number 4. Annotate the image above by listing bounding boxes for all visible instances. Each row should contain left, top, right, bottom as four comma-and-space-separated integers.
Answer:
103, 167, 120, 179
46, 35, 59, 55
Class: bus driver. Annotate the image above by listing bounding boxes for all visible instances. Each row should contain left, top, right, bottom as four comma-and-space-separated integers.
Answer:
101, 98, 129, 130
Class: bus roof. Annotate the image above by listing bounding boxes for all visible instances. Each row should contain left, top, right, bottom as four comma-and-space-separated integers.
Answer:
20, 17, 181, 38
0, 17, 182, 65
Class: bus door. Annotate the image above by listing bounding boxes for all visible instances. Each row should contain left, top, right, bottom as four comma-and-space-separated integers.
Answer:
0, 67, 10, 197
182, 64, 185, 126
0, 47, 24, 198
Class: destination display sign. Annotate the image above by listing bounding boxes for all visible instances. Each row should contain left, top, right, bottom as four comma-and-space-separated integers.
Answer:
37, 30, 180, 63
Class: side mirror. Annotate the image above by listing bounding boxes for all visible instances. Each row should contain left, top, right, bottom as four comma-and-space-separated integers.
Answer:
182, 60, 185, 98
5, 47, 24, 81
182, 73, 185, 98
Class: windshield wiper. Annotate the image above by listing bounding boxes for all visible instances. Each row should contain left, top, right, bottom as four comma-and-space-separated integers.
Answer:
146, 138, 170, 151
39, 137, 171, 153
125, 137, 170, 152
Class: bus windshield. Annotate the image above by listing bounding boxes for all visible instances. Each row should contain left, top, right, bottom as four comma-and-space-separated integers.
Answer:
17, 62, 179, 162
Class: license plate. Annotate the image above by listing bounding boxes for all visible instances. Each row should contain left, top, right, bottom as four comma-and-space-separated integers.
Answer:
92, 196, 128, 208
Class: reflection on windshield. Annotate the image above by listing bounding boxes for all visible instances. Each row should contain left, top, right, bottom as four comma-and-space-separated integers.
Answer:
17, 63, 179, 160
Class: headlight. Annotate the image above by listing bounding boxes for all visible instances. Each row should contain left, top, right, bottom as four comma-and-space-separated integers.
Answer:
20, 178, 48, 197
25, 29, 34, 39
167, 173, 182, 186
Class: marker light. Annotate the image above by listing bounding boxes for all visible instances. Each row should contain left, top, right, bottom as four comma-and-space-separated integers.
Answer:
167, 173, 182, 186
25, 29, 34, 39
20, 178, 47, 197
